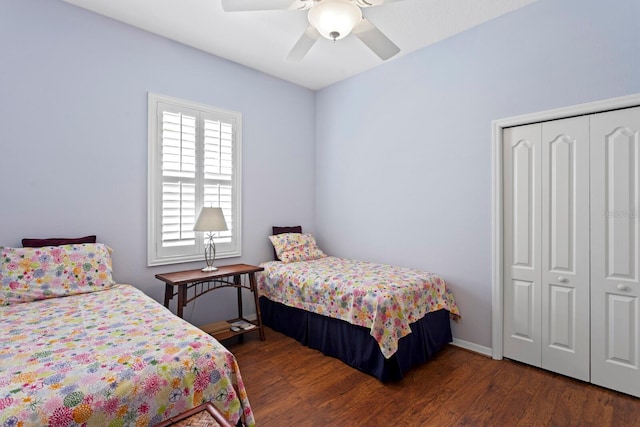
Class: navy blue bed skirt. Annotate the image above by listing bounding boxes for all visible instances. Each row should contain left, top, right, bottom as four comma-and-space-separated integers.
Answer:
259, 296, 453, 382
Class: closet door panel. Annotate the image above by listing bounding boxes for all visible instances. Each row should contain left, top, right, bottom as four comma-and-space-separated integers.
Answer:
541, 116, 590, 381
591, 106, 640, 397
503, 124, 542, 367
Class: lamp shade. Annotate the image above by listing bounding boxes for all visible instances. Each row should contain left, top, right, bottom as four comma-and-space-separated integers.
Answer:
193, 207, 228, 232
308, 0, 362, 41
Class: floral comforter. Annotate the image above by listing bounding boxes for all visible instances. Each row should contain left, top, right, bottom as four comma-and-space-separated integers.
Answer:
0, 284, 254, 427
258, 257, 460, 359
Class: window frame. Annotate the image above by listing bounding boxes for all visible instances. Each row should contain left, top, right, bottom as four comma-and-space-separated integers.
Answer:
147, 92, 242, 267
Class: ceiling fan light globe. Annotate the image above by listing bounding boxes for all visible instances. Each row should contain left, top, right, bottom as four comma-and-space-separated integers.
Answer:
308, 0, 362, 41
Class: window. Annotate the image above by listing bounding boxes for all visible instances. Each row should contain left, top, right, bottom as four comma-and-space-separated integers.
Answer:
148, 93, 242, 266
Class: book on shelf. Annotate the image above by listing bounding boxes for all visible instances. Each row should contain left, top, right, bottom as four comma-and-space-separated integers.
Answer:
230, 320, 256, 330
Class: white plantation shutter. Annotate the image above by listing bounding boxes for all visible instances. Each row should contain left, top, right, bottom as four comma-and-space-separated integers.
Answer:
161, 182, 195, 247
148, 93, 242, 266
205, 184, 233, 242
161, 110, 197, 248
203, 117, 233, 242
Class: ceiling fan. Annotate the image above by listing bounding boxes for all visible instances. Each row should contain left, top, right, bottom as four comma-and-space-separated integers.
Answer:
220, 0, 403, 61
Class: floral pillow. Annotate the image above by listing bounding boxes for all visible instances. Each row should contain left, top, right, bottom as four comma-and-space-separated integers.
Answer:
268, 233, 327, 264
0, 243, 115, 306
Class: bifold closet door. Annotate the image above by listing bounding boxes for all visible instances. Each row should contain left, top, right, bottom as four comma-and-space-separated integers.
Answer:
503, 117, 590, 381
503, 124, 542, 367
540, 117, 590, 382
590, 106, 640, 397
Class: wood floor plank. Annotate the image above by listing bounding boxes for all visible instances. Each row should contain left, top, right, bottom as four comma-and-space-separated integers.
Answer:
226, 327, 640, 426
489, 362, 543, 425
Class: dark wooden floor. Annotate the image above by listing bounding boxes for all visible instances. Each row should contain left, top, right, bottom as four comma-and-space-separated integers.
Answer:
225, 327, 640, 426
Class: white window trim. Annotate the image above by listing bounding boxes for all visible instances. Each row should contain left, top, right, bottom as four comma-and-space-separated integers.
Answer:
147, 92, 242, 267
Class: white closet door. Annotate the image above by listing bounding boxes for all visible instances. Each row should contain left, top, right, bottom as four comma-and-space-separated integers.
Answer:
591, 106, 640, 397
503, 124, 542, 367
540, 117, 590, 381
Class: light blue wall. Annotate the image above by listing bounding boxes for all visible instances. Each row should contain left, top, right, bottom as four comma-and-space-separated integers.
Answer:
0, 0, 316, 325
3, 0, 639, 350
315, 0, 640, 348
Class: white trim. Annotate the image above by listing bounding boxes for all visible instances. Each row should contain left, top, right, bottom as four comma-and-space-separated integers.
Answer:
491, 92, 640, 361
491, 119, 504, 360
451, 338, 492, 357
147, 94, 158, 268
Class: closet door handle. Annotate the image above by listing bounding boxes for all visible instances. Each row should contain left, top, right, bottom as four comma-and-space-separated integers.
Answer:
617, 284, 631, 292
558, 277, 568, 283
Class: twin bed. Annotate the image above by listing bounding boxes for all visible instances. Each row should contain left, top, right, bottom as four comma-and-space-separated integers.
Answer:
257, 227, 460, 381
0, 242, 254, 427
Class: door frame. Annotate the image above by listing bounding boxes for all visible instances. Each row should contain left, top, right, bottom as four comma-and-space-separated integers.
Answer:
491, 93, 640, 360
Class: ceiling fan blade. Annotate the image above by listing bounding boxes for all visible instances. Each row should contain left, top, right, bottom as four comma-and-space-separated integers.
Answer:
285, 26, 320, 61
354, 0, 406, 7
352, 18, 400, 60
221, 0, 300, 12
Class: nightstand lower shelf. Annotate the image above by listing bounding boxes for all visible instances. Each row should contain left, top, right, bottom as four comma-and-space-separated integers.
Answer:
200, 318, 260, 341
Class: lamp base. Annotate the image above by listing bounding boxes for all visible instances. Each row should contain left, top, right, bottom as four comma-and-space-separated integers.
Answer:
202, 234, 218, 272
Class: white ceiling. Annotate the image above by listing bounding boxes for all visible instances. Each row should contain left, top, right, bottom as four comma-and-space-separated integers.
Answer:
62, 0, 537, 90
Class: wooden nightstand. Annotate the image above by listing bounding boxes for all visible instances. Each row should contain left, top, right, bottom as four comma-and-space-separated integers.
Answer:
155, 264, 265, 341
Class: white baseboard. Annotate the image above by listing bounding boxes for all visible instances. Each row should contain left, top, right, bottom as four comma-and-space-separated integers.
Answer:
450, 337, 492, 357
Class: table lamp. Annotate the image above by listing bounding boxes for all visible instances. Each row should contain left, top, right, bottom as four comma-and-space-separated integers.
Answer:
193, 207, 228, 272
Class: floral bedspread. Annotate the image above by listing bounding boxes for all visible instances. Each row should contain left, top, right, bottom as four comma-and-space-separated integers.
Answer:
258, 257, 460, 359
0, 284, 255, 427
